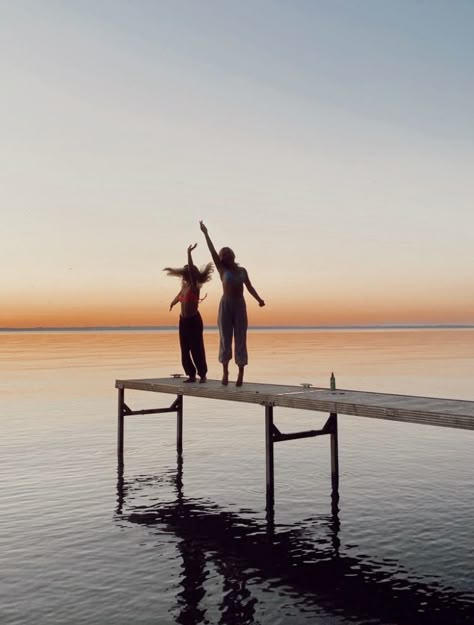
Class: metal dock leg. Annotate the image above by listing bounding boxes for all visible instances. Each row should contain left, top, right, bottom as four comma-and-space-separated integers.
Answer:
176, 394, 183, 455
329, 412, 339, 501
118, 387, 125, 467
265, 404, 275, 511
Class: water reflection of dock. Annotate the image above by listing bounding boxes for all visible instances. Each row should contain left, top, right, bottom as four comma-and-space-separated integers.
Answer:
116, 457, 473, 625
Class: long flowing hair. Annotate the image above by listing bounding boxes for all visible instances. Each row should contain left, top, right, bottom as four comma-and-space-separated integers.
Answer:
163, 262, 214, 285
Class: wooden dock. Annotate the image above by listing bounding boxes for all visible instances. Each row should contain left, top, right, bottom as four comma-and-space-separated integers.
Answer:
115, 377, 474, 430
115, 377, 474, 513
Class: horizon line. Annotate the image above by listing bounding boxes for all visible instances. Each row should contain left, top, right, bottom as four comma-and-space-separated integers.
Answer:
2, 323, 474, 332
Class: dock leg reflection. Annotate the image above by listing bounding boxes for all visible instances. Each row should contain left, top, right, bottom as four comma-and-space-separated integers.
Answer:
116, 462, 125, 515
175, 452, 184, 504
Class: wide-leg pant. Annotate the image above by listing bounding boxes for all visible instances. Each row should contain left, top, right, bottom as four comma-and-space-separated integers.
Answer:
179, 312, 208, 378
218, 296, 248, 366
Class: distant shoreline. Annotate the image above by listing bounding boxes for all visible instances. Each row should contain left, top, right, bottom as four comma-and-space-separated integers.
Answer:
1, 324, 473, 333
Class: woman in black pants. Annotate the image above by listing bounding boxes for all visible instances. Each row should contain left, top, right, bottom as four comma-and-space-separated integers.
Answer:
164, 244, 213, 383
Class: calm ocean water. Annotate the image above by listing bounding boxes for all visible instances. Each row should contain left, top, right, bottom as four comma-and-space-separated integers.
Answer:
1, 328, 473, 625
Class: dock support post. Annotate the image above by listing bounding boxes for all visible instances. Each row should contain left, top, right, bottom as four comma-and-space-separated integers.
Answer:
118, 387, 125, 468
329, 412, 339, 501
265, 405, 275, 512
176, 394, 183, 455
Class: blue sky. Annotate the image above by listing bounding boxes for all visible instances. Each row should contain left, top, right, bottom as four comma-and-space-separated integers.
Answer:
2, 1, 473, 326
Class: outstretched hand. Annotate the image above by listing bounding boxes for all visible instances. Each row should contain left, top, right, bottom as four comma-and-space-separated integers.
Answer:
188, 243, 197, 253
199, 220, 208, 234
259, 300, 266, 308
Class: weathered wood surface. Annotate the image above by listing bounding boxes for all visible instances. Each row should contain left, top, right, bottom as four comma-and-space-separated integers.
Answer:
115, 377, 474, 431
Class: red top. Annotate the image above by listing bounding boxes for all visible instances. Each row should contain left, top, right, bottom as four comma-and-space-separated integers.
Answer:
178, 291, 200, 303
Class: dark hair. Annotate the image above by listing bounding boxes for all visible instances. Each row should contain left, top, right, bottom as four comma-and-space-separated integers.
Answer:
163, 262, 214, 285
218, 247, 237, 269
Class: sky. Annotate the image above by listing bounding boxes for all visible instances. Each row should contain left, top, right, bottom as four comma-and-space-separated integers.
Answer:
1, 0, 473, 328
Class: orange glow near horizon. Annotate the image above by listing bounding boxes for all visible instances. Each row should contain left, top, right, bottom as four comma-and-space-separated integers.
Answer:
2, 291, 473, 328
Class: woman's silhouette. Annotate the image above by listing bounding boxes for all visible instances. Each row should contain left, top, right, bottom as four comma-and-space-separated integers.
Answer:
199, 221, 265, 386
165, 244, 213, 383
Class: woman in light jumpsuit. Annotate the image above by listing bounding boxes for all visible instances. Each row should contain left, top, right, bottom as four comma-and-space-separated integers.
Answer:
200, 221, 265, 386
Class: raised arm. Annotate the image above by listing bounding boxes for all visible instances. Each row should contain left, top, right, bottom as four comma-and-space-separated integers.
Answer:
243, 269, 265, 307
199, 221, 222, 271
187, 243, 197, 288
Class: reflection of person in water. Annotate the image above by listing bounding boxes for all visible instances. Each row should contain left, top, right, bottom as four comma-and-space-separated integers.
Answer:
120, 467, 469, 625
199, 221, 265, 387
164, 243, 213, 383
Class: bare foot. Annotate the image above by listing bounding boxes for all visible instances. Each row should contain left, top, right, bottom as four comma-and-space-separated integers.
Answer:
221, 363, 229, 386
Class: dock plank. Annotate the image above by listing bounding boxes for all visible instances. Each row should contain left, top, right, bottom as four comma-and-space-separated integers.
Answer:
115, 378, 474, 431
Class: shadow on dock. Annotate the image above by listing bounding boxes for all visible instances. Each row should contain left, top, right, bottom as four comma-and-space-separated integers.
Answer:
115, 458, 472, 625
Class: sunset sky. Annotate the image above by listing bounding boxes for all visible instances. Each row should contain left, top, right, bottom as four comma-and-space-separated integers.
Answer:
2, 1, 473, 328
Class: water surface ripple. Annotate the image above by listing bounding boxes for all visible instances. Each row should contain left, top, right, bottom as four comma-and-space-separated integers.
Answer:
1, 329, 473, 625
